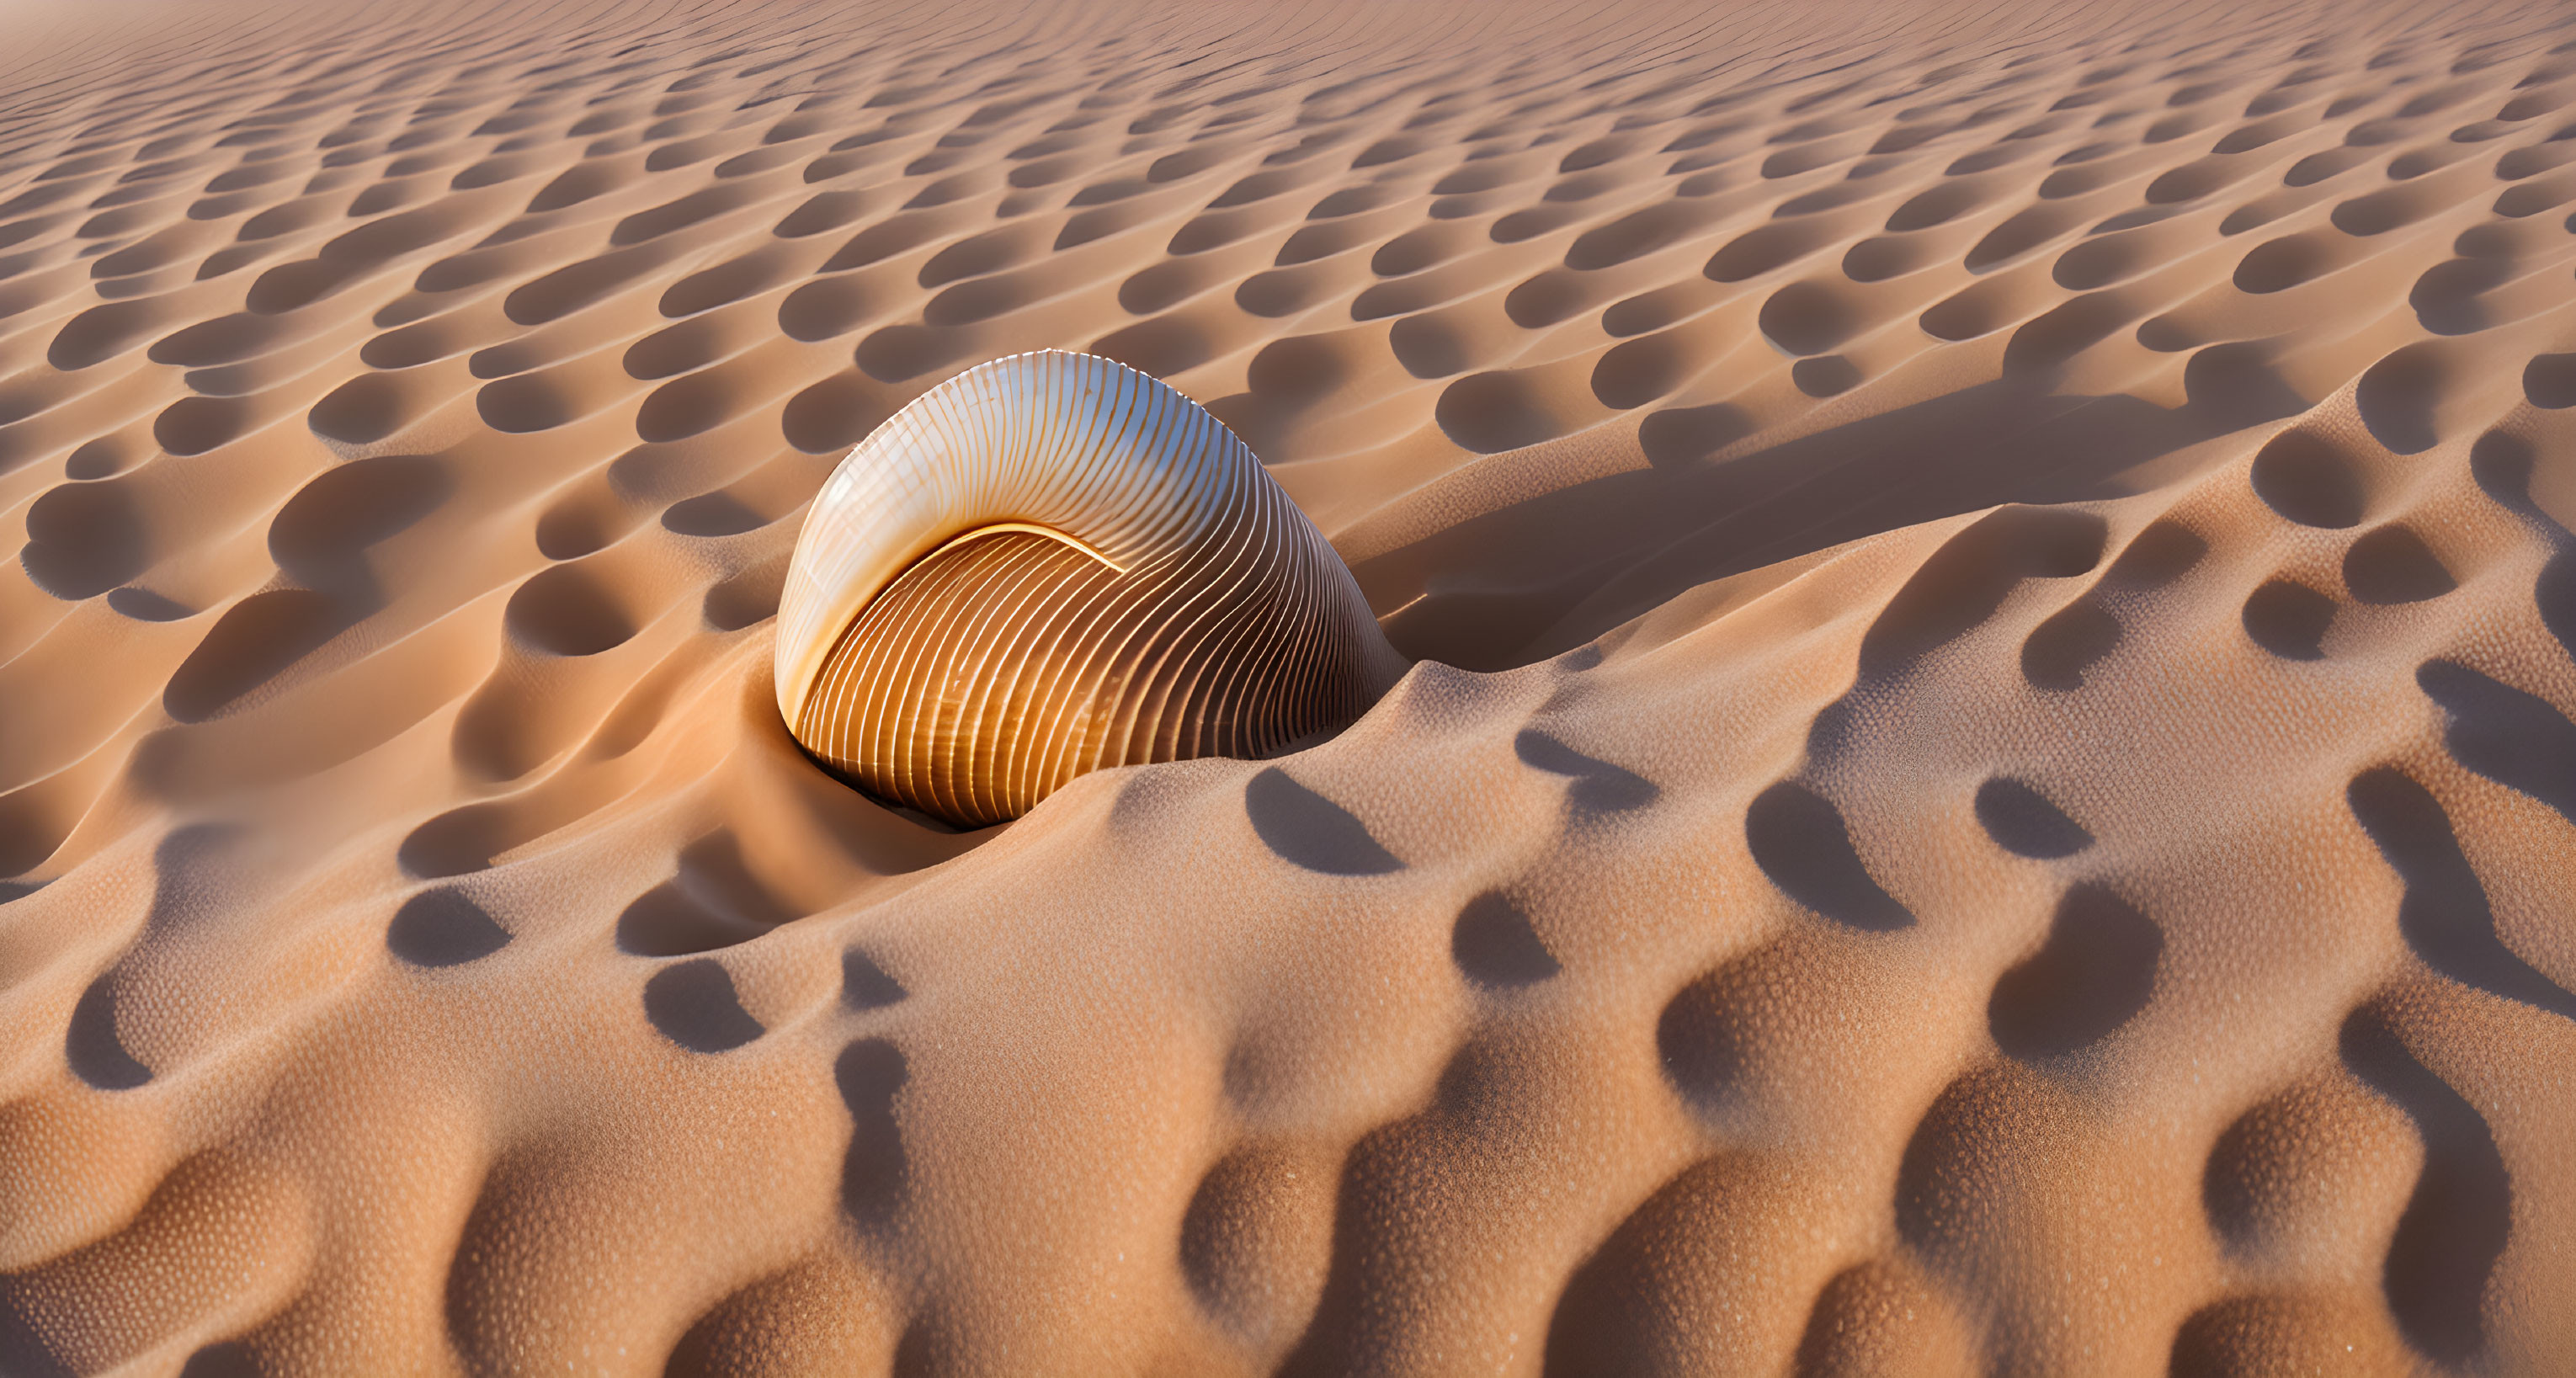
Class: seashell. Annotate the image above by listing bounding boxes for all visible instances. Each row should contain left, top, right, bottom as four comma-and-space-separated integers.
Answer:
774, 349, 1409, 827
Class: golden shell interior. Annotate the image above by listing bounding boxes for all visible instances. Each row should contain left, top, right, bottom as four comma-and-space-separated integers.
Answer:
775, 350, 1407, 826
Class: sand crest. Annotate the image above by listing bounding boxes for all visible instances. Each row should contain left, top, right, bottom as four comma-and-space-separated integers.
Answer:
3, 0, 2575, 1371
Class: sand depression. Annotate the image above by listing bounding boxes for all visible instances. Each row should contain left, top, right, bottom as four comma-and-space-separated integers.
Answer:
2, 0, 2576, 1373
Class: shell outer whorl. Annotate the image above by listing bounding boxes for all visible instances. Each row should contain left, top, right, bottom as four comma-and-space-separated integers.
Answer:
775, 349, 1407, 826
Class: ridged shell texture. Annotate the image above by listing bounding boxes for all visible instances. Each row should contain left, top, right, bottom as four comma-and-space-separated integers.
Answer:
775, 351, 1405, 827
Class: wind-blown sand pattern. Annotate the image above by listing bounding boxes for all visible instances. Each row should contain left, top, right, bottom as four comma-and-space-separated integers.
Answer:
2, 0, 2575, 1370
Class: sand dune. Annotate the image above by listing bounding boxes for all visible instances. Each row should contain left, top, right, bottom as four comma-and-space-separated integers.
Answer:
3, 0, 2575, 1370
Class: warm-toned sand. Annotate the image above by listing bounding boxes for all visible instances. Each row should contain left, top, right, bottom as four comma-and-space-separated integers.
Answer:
3, 0, 2574, 1370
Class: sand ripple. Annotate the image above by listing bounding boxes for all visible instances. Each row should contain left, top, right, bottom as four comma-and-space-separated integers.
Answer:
3, 0, 2575, 1370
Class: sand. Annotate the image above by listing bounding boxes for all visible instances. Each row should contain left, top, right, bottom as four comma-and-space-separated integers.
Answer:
1, 0, 2573, 1370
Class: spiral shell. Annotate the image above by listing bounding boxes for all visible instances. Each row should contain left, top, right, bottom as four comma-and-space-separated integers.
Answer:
774, 350, 1408, 827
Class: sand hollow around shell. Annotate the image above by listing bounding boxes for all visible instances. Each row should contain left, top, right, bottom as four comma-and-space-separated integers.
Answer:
3, 0, 2576, 1373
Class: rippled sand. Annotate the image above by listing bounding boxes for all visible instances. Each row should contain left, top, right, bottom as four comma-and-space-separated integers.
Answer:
3, 0, 2575, 1371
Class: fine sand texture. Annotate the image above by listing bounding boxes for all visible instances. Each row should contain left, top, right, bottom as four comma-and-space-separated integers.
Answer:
3, 0, 2576, 1372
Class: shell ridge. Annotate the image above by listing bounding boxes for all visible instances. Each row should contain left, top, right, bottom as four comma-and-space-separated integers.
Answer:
780, 349, 1407, 824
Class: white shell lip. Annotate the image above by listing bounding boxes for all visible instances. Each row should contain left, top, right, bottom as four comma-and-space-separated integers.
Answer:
773, 349, 1361, 732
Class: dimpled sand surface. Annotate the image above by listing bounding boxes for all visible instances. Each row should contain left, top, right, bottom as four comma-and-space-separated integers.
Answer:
3, 0, 2576, 1372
